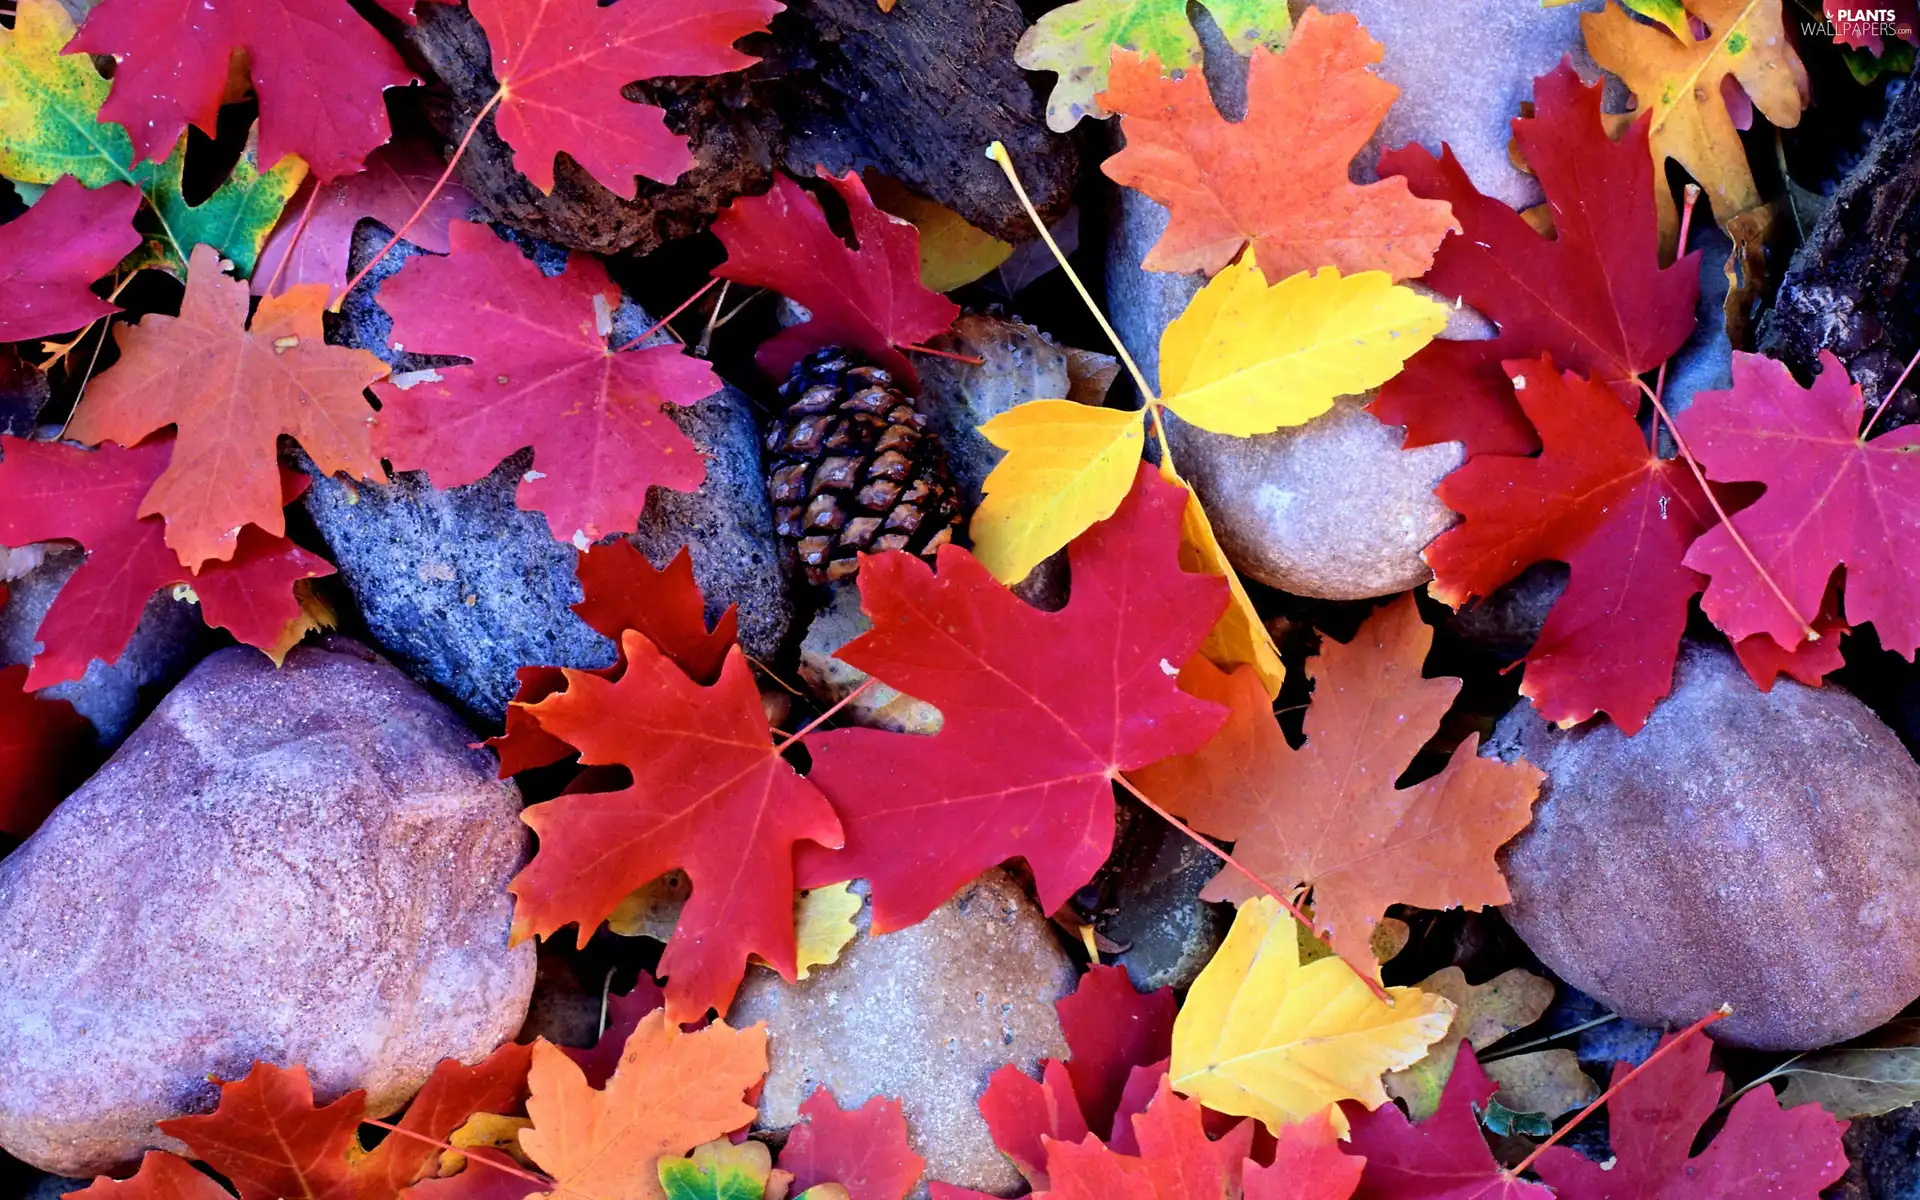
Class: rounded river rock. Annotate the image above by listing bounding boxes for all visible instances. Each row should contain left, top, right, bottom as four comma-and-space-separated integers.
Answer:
0, 641, 535, 1176
1492, 643, 1920, 1051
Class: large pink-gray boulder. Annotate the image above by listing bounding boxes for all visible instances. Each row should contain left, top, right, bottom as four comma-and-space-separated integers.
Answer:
1491, 643, 1920, 1051
0, 640, 535, 1176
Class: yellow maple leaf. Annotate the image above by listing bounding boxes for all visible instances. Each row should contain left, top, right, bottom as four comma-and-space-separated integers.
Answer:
520, 1013, 768, 1200
1162, 458, 1284, 697
1158, 258, 1447, 437
970, 400, 1146, 584
1582, 0, 1807, 237
1171, 896, 1454, 1134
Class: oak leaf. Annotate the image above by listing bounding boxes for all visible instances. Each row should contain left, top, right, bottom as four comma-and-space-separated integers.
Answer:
1015, 0, 1294, 132
779, 1088, 928, 1200
158, 1045, 533, 1200
1532, 1032, 1848, 1198
1384, 968, 1564, 1122
373, 222, 720, 548
0, 436, 333, 689
1679, 350, 1920, 658
1098, 7, 1457, 282
63, 245, 386, 569
795, 465, 1228, 933
71, 0, 410, 181
254, 139, 475, 300
712, 170, 961, 384
1425, 358, 1717, 734
469, 0, 780, 195
1369, 62, 1699, 458
0, 176, 140, 342
518, 1014, 768, 1200
1132, 597, 1540, 972
509, 632, 843, 1022
1582, 0, 1808, 235
1171, 896, 1453, 1135
1344, 1044, 1552, 1200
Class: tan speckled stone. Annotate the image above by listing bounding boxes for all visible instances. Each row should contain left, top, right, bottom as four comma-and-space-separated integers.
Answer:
1491, 643, 1920, 1051
729, 871, 1074, 1195
0, 640, 535, 1176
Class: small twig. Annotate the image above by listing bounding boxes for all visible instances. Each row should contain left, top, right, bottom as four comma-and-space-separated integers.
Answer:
1648, 184, 1702, 452
696, 279, 730, 356
338, 87, 504, 305
54, 273, 136, 440
1504, 1006, 1731, 1181
598, 966, 617, 1038
1112, 772, 1391, 1003
262, 178, 324, 297
1861, 340, 1920, 439
1714, 1052, 1807, 1115
711, 286, 766, 332
743, 652, 807, 699
773, 677, 879, 751
899, 342, 985, 365
1482, 1013, 1618, 1063
613, 277, 719, 354
1636, 376, 1818, 643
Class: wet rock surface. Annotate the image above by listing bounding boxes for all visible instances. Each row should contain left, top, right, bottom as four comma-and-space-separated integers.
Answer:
0, 641, 534, 1176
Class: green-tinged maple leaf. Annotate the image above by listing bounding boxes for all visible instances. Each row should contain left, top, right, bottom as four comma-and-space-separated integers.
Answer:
0, 0, 305, 276
659, 1140, 777, 1200
1015, 0, 1293, 131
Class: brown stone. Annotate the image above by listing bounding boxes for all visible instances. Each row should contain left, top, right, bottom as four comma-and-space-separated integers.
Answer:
0, 641, 535, 1176
728, 871, 1074, 1195
1490, 643, 1920, 1051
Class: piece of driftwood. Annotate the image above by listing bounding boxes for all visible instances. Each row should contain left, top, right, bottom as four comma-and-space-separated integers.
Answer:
406, 0, 1077, 257
1760, 73, 1920, 426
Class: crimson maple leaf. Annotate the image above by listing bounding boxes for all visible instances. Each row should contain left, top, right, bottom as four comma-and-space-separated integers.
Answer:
1131, 597, 1540, 971
712, 169, 961, 385
794, 464, 1228, 932
508, 631, 843, 1022
1532, 1033, 1848, 1199
1344, 1044, 1549, 1200
67, 1152, 233, 1200
779, 1088, 928, 1200
1369, 61, 1698, 458
1679, 350, 1920, 659
72, 0, 412, 181
1046, 1081, 1260, 1200
0, 177, 141, 343
1425, 358, 1716, 734
155, 1045, 532, 1200
492, 541, 739, 775
0, 596, 91, 837
469, 0, 782, 195
253, 140, 475, 301
0, 436, 333, 689
563, 975, 665, 1088
373, 221, 720, 547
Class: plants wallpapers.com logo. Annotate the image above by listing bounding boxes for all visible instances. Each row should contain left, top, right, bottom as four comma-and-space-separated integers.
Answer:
1805, 7, 1916, 40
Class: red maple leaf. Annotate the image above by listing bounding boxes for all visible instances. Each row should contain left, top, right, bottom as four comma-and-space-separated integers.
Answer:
71, 0, 412, 181
0, 591, 91, 837
155, 1044, 532, 1200
373, 221, 720, 546
1344, 1044, 1549, 1200
1532, 1033, 1848, 1199
491, 541, 739, 775
794, 465, 1227, 932
0, 436, 333, 689
1369, 62, 1698, 458
1679, 350, 1920, 659
984, 1060, 1092, 1189
508, 631, 843, 1022
0, 177, 141, 343
66, 1151, 234, 1200
712, 170, 961, 385
779, 1088, 929, 1200
469, 0, 782, 195
1250, 1116, 1367, 1200
562, 975, 666, 1088
253, 140, 475, 301
1425, 358, 1716, 734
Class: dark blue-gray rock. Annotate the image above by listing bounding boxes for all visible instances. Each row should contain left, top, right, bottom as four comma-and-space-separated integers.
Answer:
1491, 643, 1920, 1051
0, 546, 211, 748
1092, 806, 1230, 993
0, 640, 534, 1177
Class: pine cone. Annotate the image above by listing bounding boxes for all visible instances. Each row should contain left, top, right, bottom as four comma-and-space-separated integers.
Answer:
764, 348, 965, 586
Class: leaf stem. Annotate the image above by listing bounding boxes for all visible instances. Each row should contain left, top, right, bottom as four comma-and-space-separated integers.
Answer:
1634, 375, 1818, 643
359, 1117, 555, 1188
1647, 183, 1701, 452
1504, 1005, 1731, 1181
1481, 1013, 1618, 1063
1714, 1052, 1805, 1115
900, 342, 986, 365
1861, 340, 1920, 439
1111, 772, 1391, 1003
337, 85, 503, 306
262, 177, 324, 297
613, 277, 720, 354
774, 677, 879, 752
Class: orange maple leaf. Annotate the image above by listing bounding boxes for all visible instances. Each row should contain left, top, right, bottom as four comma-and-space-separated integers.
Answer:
1129, 596, 1540, 972
1098, 6, 1457, 282
519, 1012, 768, 1200
65, 244, 388, 571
